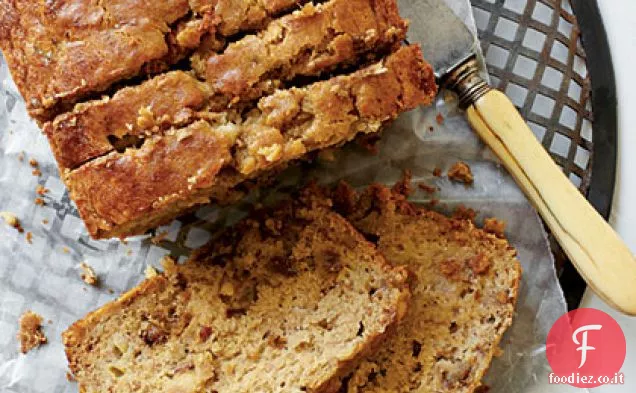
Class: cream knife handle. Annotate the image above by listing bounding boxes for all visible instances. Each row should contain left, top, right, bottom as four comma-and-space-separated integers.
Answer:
466, 89, 636, 315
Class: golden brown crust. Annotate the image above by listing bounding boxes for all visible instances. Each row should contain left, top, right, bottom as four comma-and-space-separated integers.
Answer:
328, 183, 521, 393
66, 46, 437, 239
0, 0, 303, 122
44, 0, 409, 172
63, 201, 411, 393
189, 0, 307, 37
67, 120, 233, 237
198, 0, 407, 102
0, 0, 189, 122
44, 71, 211, 170
3, 0, 439, 242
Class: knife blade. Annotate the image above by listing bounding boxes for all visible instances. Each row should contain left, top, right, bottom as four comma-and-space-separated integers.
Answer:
398, 0, 477, 80
398, 0, 636, 315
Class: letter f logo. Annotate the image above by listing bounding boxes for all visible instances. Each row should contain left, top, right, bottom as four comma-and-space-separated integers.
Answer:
572, 324, 603, 368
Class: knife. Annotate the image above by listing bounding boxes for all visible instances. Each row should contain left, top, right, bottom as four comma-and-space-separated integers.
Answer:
401, 0, 636, 315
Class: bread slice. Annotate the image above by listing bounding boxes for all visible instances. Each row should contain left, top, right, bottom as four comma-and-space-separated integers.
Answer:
328, 183, 522, 393
63, 197, 411, 393
44, 71, 212, 170
64, 46, 436, 239
0, 0, 304, 122
192, 0, 408, 109
44, 0, 408, 171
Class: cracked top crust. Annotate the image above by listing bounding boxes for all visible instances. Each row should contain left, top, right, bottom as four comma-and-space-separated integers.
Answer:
196, 0, 407, 100
0, 0, 303, 122
44, 71, 212, 171
44, 0, 408, 172
65, 46, 436, 239
66, 120, 233, 235
2, 0, 438, 240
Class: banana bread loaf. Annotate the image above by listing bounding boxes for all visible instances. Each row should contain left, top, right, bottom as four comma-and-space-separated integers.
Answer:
329, 183, 522, 393
63, 197, 411, 393
1, 0, 438, 241
64, 46, 436, 239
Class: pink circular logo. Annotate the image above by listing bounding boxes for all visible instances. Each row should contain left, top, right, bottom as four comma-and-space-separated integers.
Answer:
546, 308, 626, 388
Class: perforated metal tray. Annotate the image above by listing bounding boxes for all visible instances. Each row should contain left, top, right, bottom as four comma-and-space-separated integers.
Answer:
470, 0, 617, 308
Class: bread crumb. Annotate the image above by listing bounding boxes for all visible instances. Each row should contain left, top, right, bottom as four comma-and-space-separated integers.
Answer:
483, 218, 506, 238
150, 231, 168, 245
432, 167, 442, 177
18, 311, 47, 353
66, 372, 76, 382
80, 262, 99, 286
25, 232, 33, 244
35, 197, 45, 206
32, 168, 42, 177
1, 211, 24, 232
448, 161, 474, 185
29, 158, 39, 168
144, 265, 159, 279
35, 185, 49, 196
392, 170, 413, 196
108, 289, 115, 294
436, 113, 444, 125
42, 219, 49, 225
452, 205, 477, 222
62, 246, 70, 254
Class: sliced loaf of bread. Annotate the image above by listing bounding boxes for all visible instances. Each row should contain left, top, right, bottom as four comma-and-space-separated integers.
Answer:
63, 197, 411, 393
329, 182, 522, 393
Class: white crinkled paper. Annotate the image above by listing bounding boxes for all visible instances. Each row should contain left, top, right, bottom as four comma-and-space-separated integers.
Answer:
0, 1, 581, 392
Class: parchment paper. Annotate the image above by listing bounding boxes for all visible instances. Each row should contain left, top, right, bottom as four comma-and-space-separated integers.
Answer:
0, 2, 579, 392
